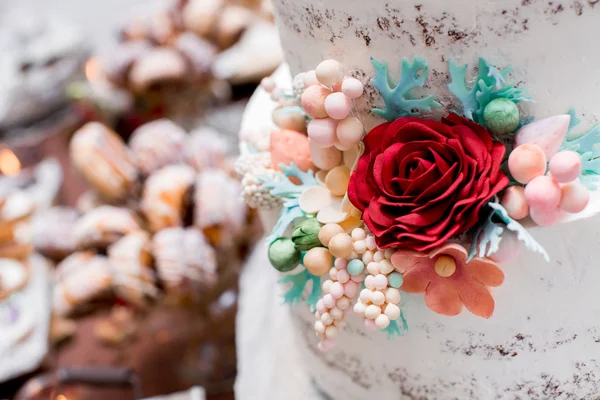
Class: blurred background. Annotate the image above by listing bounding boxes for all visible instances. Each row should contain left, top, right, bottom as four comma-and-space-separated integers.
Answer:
0, 0, 281, 398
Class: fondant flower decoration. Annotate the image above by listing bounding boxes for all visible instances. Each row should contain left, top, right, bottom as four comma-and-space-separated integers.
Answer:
348, 114, 509, 251
391, 243, 504, 318
298, 166, 362, 230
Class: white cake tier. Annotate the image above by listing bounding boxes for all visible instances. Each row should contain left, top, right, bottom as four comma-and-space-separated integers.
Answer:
271, 0, 600, 132
235, 64, 600, 399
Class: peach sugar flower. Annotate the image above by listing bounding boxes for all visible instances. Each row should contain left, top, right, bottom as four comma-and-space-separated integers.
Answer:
391, 243, 504, 318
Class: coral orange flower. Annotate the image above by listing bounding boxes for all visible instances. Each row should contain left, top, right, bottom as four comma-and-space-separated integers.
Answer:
390, 243, 504, 318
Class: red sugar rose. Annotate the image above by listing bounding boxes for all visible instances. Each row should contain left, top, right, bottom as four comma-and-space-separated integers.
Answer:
348, 114, 509, 252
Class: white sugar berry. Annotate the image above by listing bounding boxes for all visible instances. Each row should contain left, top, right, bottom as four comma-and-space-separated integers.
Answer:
362, 250, 374, 265
329, 267, 338, 280
385, 287, 401, 304
325, 325, 339, 339
373, 274, 388, 290
315, 320, 326, 334
365, 304, 382, 320
337, 296, 351, 310
351, 228, 366, 241
359, 288, 372, 303
375, 314, 391, 329
365, 235, 377, 251
367, 261, 380, 275
379, 259, 394, 275
374, 251, 384, 262
370, 290, 385, 305
322, 279, 333, 293
353, 240, 367, 254
316, 59, 345, 87
385, 303, 401, 320
353, 301, 367, 315
321, 312, 333, 325
364, 275, 376, 289
330, 307, 343, 320
341, 77, 364, 99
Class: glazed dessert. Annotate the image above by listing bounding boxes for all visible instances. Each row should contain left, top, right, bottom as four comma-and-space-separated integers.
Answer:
47, 119, 248, 317
88, 0, 281, 129
236, 1, 600, 398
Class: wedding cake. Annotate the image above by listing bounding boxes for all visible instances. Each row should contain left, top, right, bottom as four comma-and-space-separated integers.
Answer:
235, 1, 600, 398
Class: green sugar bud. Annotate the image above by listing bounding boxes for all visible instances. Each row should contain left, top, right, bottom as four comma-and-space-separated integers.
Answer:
291, 218, 322, 251
268, 238, 301, 272
483, 98, 520, 136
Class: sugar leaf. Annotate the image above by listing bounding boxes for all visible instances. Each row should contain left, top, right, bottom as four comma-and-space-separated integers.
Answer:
279, 268, 309, 305
478, 222, 504, 258
448, 58, 531, 125
561, 110, 600, 190
382, 312, 409, 339
261, 163, 318, 242
267, 203, 304, 243
488, 202, 550, 262
370, 57, 441, 121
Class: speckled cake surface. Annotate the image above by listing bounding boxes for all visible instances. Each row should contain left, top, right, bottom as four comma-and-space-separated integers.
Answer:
235, 1, 600, 399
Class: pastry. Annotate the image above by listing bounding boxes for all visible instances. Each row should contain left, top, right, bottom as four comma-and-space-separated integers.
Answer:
129, 119, 187, 176
31, 207, 78, 261
107, 231, 158, 307
141, 164, 196, 233
193, 169, 247, 245
184, 127, 231, 172
53, 252, 114, 316
128, 47, 188, 92
74, 206, 142, 251
70, 122, 139, 202
152, 227, 217, 298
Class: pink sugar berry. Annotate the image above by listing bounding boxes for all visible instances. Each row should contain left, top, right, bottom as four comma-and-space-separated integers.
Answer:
323, 294, 336, 309
330, 282, 345, 299
530, 206, 565, 226
307, 118, 338, 148
344, 280, 359, 298
500, 186, 529, 220
524, 175, 561, 211
549, 150, 582, 183
301, 85, 331, 119
559, 181, 589, 213
324, 92, 353, 120
508, 144, 547, 184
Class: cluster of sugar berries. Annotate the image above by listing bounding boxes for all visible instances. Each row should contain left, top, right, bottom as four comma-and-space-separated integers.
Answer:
312, 225, 383, 351
353, 248, 403, 332
504, 136, 589, 227
301, 60, 365, 151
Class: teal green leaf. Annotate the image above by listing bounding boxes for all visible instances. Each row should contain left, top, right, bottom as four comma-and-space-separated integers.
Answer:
260, 163, 318, 242
382, 312, 409, 339
561, 110, 600, 190
448, 58, 531, 125
279, 268, 321, 307
370, 57, 441, 121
